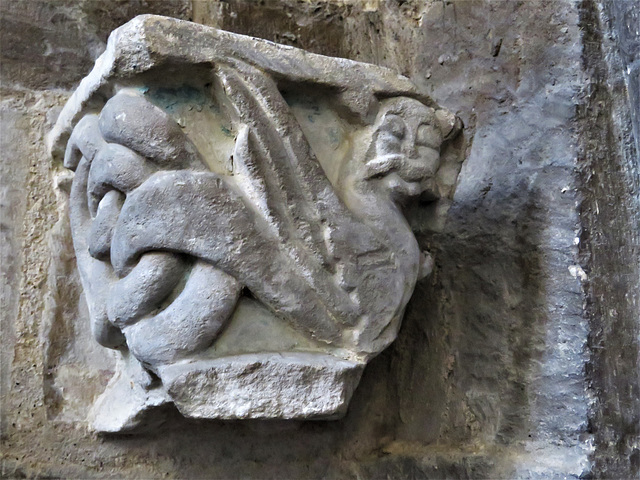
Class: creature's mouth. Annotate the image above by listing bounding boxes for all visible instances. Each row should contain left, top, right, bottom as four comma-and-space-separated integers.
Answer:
364, 151, 440, 183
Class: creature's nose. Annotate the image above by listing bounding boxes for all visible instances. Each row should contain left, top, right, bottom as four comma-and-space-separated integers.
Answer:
398, 144, 441, 181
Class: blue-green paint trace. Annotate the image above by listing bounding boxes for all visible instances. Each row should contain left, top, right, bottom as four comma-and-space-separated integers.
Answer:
142, 85, 208, 113
139, 84, 235, 138
220, 125, 234, 138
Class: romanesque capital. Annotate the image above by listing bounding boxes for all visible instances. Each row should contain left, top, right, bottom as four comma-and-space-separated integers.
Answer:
50, 15, 462, 432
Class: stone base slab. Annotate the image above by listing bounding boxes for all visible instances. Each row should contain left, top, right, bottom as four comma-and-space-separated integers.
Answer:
157, 352, 365, 420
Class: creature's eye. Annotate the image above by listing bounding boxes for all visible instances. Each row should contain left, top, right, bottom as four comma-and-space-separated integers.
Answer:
416, 123, 442, 149
381, 115, 406, 139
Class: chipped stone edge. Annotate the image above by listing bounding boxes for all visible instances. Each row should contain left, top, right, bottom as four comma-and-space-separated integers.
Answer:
158, 352, 365, 420
48, 14, 432, 164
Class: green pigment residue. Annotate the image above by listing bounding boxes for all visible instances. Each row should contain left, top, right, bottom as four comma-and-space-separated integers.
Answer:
328, 127, 340, 146
220, 125, 234, 137
143, 85, 207, 112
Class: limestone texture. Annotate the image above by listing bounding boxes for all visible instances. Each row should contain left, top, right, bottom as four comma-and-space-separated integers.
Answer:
51, 15, 463, 427
159, 353, 364, 420
1, 1, 638, 479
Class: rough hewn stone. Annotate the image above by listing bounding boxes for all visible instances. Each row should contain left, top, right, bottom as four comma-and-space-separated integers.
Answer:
160, 353, 364, 420
0, 0, 192, 90
1, 0, 638, 478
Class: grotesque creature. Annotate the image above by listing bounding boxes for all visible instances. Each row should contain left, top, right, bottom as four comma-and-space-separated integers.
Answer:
50, 15, 462, 429
65, 89, 459, 367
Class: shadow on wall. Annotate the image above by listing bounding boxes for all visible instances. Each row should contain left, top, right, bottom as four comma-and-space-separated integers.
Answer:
579, 0, 640, 477
393, 183, 547, 448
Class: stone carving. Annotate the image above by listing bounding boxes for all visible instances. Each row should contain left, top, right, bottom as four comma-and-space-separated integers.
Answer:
49, 15, 462, 432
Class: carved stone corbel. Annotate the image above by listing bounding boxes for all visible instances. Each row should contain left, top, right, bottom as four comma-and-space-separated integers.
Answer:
49, 15, 462, 432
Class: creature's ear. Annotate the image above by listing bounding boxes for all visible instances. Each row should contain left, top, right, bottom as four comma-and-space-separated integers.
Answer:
435, 109, 463, 142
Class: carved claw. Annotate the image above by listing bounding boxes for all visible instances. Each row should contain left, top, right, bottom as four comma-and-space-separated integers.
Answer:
69, 157, 126, 349
88, 189, 124, 260
63, 114, 106, 170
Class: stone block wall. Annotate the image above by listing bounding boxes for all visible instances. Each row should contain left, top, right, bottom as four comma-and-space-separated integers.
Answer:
1, 1, 637, 478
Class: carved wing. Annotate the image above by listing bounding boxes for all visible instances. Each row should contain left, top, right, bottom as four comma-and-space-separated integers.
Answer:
62, 40, 424, 362
216, 61, 400, 318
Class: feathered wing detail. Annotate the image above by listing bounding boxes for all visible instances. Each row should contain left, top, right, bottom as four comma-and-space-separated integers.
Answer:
217, 62, 392, 274
218, 61, 341, 265
213, 61, 414, 352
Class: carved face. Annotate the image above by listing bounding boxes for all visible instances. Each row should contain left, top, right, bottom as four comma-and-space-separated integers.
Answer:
365, 97, 457, 201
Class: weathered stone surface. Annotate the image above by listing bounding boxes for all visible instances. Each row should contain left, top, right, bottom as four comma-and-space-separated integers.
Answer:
160, 353, 364, 420
579, 1, 640, 476
50, 15, 463, 429
88, 352, 171, 433
1, 0, 638, 478
0, 0, 192, 90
